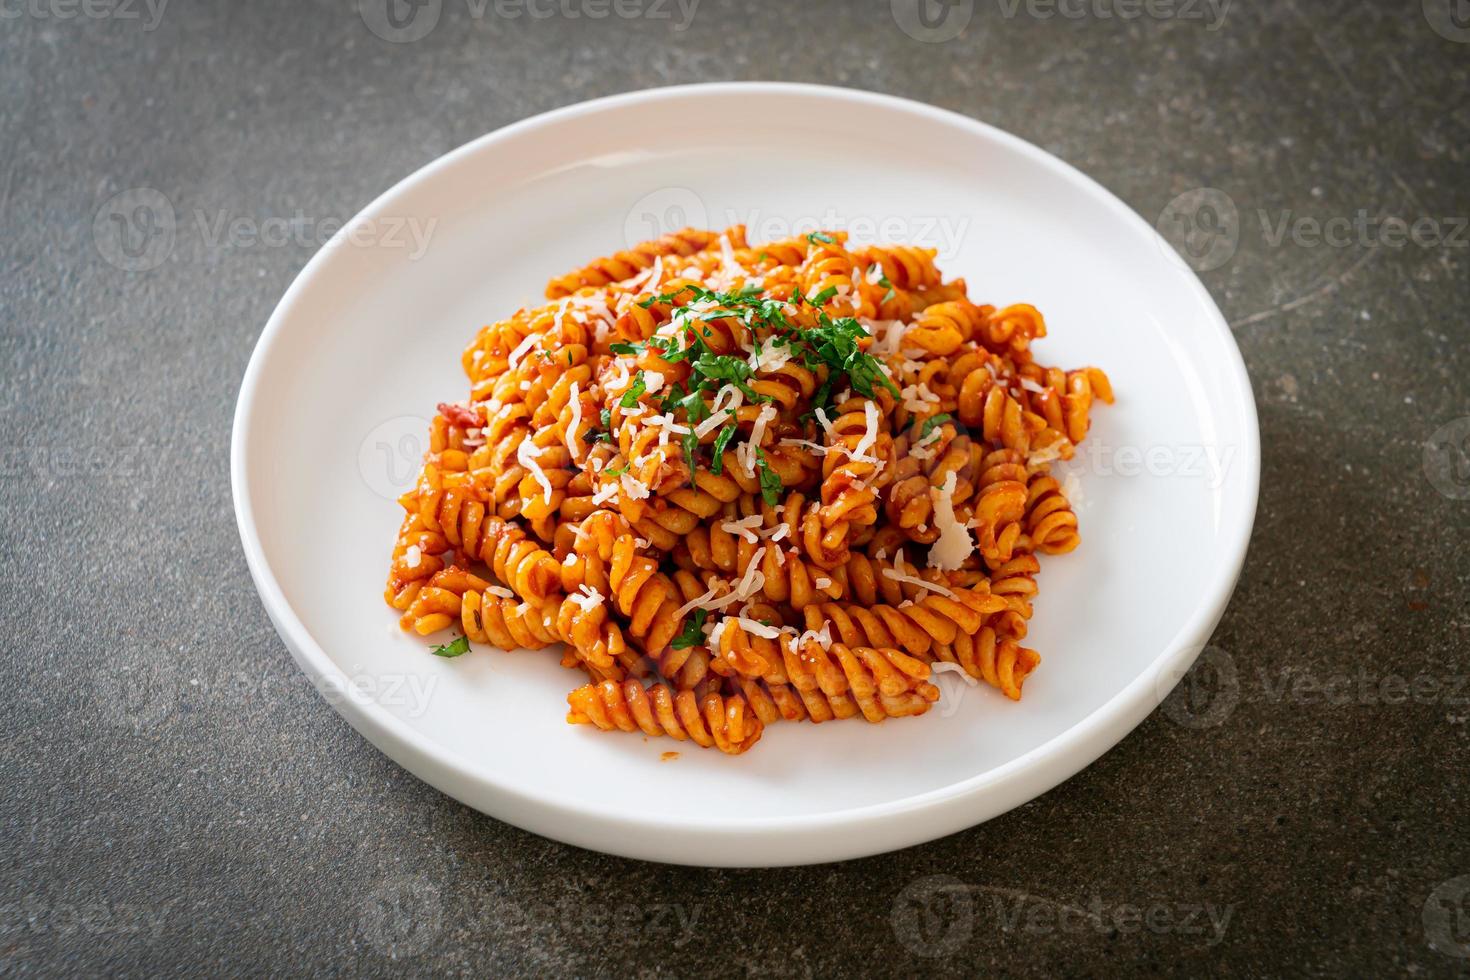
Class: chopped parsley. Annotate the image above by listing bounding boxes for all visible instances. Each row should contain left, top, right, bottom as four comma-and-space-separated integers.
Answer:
671, 610, 708, 650
618, 373, 647, 408
683, 428, 700, 483
709, 424, 738, 475
609, 341, 640, 356
599, 408, 611, 428
809, 285, 838, 307
430, 636, 470, 658
755, 448, 782, 506
919, 413, 953, 440
807, 231, 836, 245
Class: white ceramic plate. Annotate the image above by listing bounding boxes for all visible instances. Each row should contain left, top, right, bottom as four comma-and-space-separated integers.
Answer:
232, 83, 1258, 866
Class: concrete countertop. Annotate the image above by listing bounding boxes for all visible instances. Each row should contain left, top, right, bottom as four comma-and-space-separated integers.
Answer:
3, 0, 1467, 974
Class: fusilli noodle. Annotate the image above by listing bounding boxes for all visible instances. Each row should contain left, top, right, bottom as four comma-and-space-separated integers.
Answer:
386, 226, 1112, 753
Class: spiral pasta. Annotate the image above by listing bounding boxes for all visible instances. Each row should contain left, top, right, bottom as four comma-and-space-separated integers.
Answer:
384, 227, 1111, 753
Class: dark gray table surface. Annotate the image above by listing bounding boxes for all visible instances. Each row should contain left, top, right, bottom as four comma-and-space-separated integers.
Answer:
4, 0, 1469, 975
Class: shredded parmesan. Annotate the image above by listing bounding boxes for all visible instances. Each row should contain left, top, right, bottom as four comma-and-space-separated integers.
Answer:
568, 585, 605, 612
508, 332, 541, 368
930, 661, 979, 686
516, 439, 555, 504
883, 548, 958, 598
1019, 377, 1047, 394
814, 576, 832, 590
694, 409, 730, 439
591, 482, 619, 505
738, 404, 777, 478
847, 401, 880, 465
565, 381, 582, 461
721, 515, 763, 543
927, 471, 975, 571
814, 407, 835, 437
404, 545, 421, 568
732, 616, 780, 640
619, 473, 650, 501
732, 547, 767, 600
487, 584, 514, 599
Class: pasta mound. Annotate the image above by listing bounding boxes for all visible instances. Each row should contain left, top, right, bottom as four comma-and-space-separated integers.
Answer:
384, 226, 1112, 754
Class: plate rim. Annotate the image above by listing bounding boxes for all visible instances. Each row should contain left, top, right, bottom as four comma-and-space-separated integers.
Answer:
230, 81, 1260, 863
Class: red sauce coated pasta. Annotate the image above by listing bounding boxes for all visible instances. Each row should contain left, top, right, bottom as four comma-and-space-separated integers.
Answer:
386, 227, 1111, 753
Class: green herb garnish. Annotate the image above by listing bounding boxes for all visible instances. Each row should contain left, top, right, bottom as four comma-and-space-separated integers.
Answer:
807, 232, 836, 245
671, 610, 708, 650
919, 413, 953, 440
430, 636, 470, 658
709, 424, 738, 475
619, 373, 647, 408
755, 448, 782, 506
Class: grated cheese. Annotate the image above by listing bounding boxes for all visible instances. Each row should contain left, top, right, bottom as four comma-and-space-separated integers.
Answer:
404, 545, 421, 568
848, 401, 880, 465
517, 439, 555, 504
565, 381, 582, 461
931, 661, 979, 686
694, 409, 730, 439
568, 585, 605, 612
508, 332, 542, 368
732, 616, 781, 640
721, 515, 763, 543
927, 471, 975, 571
884, 548, 958, 598
738, 404, 777, 478
619, 473, 650, 501
732, 547, 767, 600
